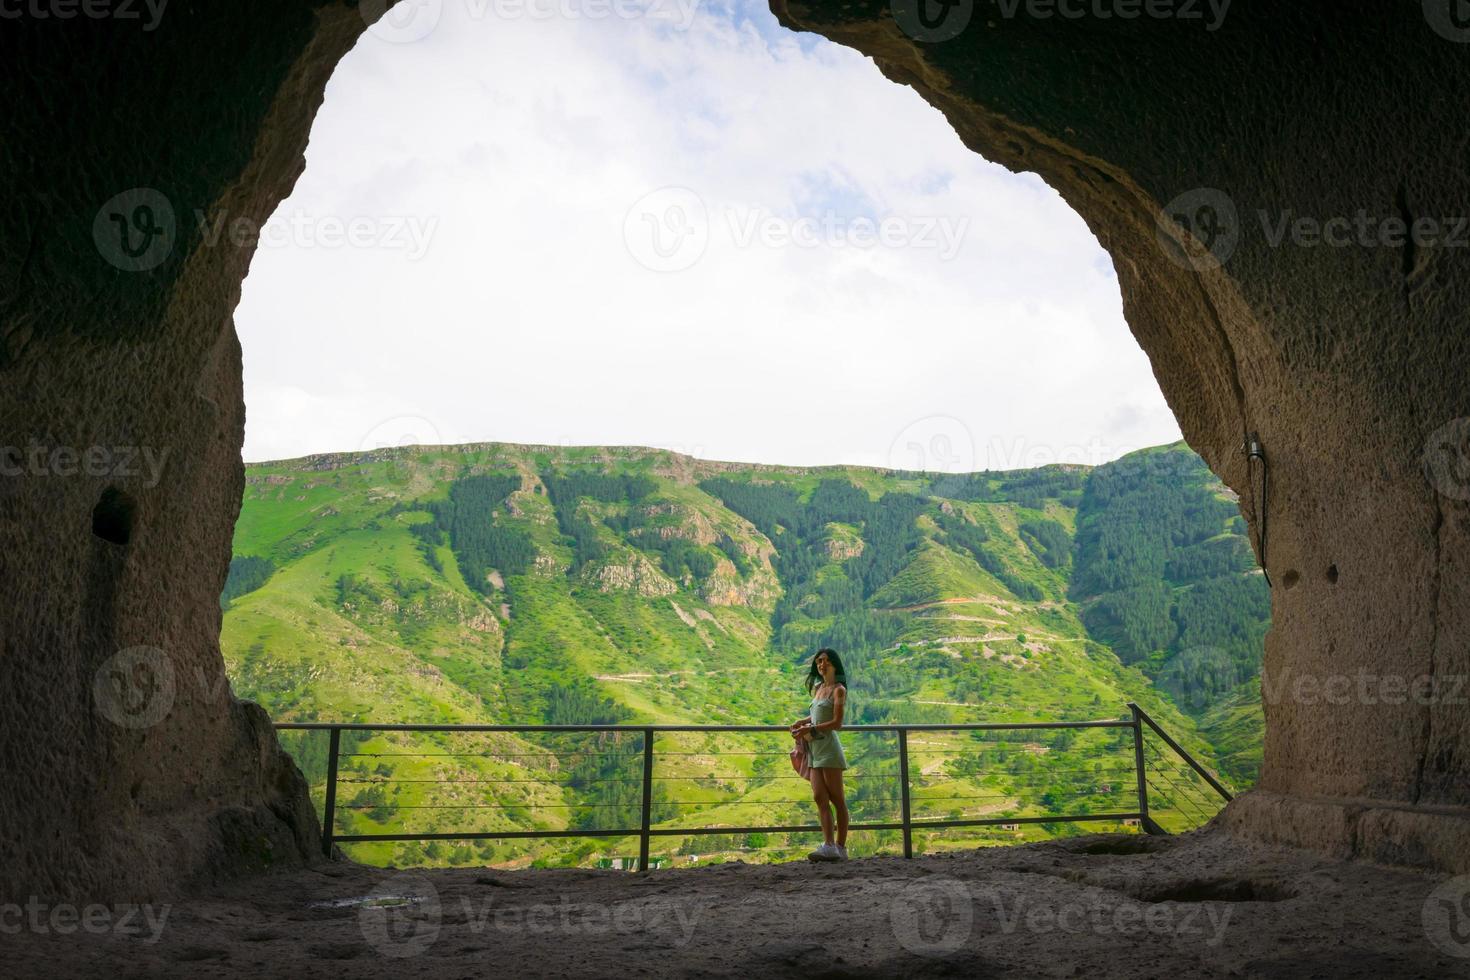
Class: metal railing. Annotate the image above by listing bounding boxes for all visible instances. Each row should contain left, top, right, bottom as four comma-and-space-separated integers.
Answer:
276, 702, 1231, 870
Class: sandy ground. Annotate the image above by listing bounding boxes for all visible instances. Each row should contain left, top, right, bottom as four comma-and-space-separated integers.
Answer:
9, 830, 1470, 979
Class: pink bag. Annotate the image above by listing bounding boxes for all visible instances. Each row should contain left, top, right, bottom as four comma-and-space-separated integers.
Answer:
790, 734, 812, 778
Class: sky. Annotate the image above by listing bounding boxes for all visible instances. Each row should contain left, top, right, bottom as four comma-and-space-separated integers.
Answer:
234, 0, 1181, 472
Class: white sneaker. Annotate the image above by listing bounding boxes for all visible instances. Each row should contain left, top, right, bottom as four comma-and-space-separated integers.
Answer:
807, 843, 837, 862
833, 845, 849, 861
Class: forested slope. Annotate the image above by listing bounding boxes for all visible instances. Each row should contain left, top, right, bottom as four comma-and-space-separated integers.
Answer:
222, 440, 1264, 867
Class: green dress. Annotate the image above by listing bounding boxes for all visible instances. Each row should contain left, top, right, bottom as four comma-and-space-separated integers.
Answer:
807, 690, 848, 770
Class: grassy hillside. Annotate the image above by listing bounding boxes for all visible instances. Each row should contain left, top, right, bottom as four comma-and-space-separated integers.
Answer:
223, 441, 1262, 868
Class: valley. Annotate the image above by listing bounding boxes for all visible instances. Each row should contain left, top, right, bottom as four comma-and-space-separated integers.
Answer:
223, 441, 1268, 868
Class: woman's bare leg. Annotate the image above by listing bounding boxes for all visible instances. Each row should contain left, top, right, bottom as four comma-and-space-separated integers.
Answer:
821, 768, 849, 848
808, 768, 833, 843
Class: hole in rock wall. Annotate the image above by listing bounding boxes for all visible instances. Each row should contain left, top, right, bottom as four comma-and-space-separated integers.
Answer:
91, 487, 136, 546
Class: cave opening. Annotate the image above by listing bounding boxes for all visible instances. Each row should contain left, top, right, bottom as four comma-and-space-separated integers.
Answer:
6, 0, 1468, 943
219, 1, 1269, 873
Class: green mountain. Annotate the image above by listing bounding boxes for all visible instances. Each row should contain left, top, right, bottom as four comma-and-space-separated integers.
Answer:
1069, 444, 1270, 781
222, 440, 1265, 868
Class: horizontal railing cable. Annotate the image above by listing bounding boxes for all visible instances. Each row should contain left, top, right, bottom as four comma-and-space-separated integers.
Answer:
277, 711, 1227, 868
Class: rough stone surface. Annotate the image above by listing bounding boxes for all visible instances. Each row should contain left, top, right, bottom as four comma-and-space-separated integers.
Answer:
773, 0, 1470, 865
8, 833, 1470, 978
1, 3, 362, 901
2, 0, 1469, 905
1218, 790, 1470, 875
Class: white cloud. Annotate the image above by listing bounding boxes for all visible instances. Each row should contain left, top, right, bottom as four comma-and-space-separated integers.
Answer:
235, 0, 1180, 468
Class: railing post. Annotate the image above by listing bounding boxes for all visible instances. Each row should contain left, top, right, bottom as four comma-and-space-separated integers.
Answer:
321, 726, 341, 858
1128, 701, 1233, 803
1129, 705, 1161, 835
897, 728, 913, 859
638, 727, 654, 871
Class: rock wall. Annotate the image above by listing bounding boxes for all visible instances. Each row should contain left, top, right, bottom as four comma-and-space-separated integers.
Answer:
1, 0, 1466, 902
0, 3, 367, 901
770, 0, 1470, 868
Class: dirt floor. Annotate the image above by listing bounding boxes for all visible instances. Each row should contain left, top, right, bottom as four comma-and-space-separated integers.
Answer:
9, 830, 1470, 979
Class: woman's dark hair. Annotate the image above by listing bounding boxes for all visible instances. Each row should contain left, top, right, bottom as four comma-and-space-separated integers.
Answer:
805, 647, 847, 694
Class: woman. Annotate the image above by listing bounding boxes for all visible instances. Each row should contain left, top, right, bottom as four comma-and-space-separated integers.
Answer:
790, 647, 849, 862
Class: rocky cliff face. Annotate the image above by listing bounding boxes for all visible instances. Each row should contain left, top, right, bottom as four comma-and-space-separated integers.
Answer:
581, 555, 680, 597
1, 0, 1467, 903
